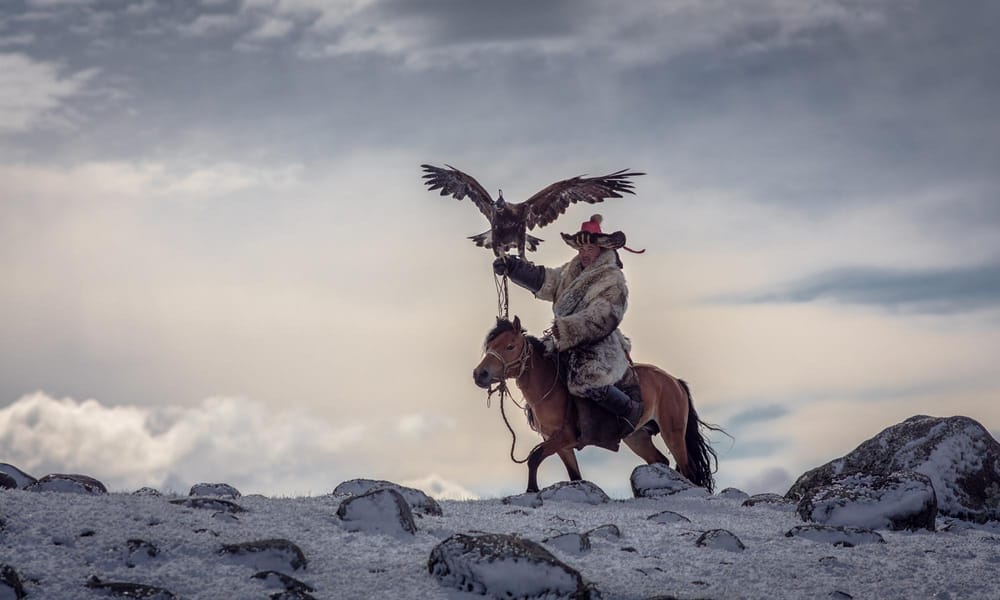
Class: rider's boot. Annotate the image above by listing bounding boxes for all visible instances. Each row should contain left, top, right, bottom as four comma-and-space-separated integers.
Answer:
594, 385, 645, 438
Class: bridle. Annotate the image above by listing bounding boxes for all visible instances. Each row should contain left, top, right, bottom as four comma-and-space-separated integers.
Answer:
483, 334, 532, 382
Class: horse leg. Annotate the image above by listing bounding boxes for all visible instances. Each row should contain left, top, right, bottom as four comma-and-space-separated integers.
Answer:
623, 429, 670, 466
556, 448, 582, 481
526, 435, 574, 493
660, 423, 690, 480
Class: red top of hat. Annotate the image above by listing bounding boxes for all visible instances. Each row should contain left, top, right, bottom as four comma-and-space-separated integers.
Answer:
580, 214, 603, 234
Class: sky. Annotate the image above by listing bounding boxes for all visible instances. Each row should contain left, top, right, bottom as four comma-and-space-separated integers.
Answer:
1, 0, 999, 499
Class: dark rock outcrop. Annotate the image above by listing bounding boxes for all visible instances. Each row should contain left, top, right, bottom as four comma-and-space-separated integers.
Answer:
787, 415, 1000, 522
695, 529, 745, 552
796, 470, 938, 531
0, 473, 16, 490
428, 533, 592, 599
251, 570, 315, 597
25, 473, 107, 495
189, 482, 241, 498
170, 497, 247, 513
0, 564, 26, 599
333, 478, 442, 516
85, 575, 178, 599
219, 539, 308, 572
0, 464, 36, 489
648, 510, 691, 524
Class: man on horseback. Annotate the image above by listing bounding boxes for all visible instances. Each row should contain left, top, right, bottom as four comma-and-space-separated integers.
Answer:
493, 214, 646, 438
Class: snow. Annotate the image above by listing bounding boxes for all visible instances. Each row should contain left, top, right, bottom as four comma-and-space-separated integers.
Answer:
1, 484, 1000, 598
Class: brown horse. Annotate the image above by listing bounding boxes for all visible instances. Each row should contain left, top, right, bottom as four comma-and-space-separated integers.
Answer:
473, 316, 721, 493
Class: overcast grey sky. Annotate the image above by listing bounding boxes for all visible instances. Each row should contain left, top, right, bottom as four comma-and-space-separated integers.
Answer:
1, 0, 998, 498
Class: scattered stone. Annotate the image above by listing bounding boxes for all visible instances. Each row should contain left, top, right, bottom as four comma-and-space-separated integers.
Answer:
695, 529, 745, 552
213, 511, 241, 523
585, 524, 621, 541
169, 497, 247, 513
125, 539, 160, 568
538, 481, 610, 505
785, 524, 886, 547
830, 591, 854, 599
190, 482, 241, 498
219, 539, 308, 572
0, 464, 36, 489
337, 489, 417, 537
648, 510, 691, 524
787, 415, 1000, 522
503, 492, 544, 508
85, 575, 179, 599
796, 471, 938, 531
25, 473, 107, 495
269, 591, 318, 600
428, 533, 591, 599
631, 464, 708, 498
742, 493, 797, 510
333, 478, 443, 516
0, 473, 16, 490
0, 564, 26, 599
717, 487, 750, 501
132, 487, 163, 497
543, 532, 591, 555
251, 570, 315, 594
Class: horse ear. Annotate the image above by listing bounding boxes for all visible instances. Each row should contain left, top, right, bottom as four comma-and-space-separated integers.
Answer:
512, 315, 522, 332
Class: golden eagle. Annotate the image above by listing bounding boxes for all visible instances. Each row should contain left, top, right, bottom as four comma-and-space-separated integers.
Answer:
420, 164, 644, 258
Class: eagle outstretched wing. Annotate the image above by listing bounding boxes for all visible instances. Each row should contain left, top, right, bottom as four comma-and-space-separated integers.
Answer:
523, 169, 644, 230
420, 164, 495, 221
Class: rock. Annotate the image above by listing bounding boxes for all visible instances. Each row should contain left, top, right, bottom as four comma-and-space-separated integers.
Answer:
0, 473, 15, 490
213, 511, 241, 523
85, 575, 179, 599
787, 415, 1000, 522
219, 539, 309, 572
585, 524, 621, 541
251, 570, 315, 595
132, 487, 163, 497
169, 497, 247, 513
695, 529, 745, 552
269, 591, 318, 600
631, 464, 708, 498
503, 492, 544, 508
125, 539, 160, 568
796, 470, 938, 531
538, 480, 609, 505
742, 493, 797, 510
0, 564, 26, 599
717, 487, 750, 501
336, 489, 417, 537
785, 524, 886, 547
428, 533, 591, 599
647, 510, 691, 524
0, 464, 36, 489
190, 482, 241, 498
25, 473, 107, 495
333, 478, 442, 516
543, 532, 591, 555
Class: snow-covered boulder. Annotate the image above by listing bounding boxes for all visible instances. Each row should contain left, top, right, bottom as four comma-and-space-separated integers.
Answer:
170, 497, 247, 513
251, 570, 315, 596
538, 481, 609, 505
25, 473, 107, 495
0, 564, 26, 599
132, 487, 163, 497
85, 575, 178, 599
717, 487, 751, 502
333, 478, 443, 516
695, 529, 745, 552
742, 493, 797, 511
427, 533, 592, 599
189, 482, 241, 498
0, 463, 36, 489
785, 524, 886, 547
796, 471, 937, 531
543, 532, 591, 555
336, 488, 417, 537
787, 415, 1000, 523
630, 463, 708, 498
647, 510, 691, 524
585, 524, 621, 541
503, 492, 543, 508
219, 539, 308, 572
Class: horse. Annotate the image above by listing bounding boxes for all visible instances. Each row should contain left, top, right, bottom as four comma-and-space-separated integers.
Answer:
473, 316, 722, 493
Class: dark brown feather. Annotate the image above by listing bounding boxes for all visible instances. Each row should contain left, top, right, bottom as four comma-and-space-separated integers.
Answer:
523, 169, 644, 230
420, 164, 495, 221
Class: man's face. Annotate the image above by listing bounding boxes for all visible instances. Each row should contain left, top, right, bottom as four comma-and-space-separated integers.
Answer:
578, 244, 601, 267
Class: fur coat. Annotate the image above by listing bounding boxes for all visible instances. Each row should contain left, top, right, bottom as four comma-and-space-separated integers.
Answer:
535, 249, 632, 397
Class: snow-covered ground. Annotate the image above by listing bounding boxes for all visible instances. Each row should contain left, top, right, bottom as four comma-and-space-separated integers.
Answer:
2, 481, 1000, 600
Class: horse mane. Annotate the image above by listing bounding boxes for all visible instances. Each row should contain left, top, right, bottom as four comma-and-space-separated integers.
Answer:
484, 318, 547, 356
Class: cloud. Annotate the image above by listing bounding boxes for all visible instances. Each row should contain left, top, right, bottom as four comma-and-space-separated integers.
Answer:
179, 13, 245, 37
0, 53, 95, 134
401, 473, 479, 500
739, 263, 1000, 314
735, 466, 794, 495
724, 404, 789, 429
0, 392, 367, 495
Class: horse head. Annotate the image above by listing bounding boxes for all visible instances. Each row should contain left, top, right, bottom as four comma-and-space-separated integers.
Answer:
473, 315, 527, 388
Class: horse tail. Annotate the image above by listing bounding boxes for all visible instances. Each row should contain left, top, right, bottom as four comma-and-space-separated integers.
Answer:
680, 379, 725, 493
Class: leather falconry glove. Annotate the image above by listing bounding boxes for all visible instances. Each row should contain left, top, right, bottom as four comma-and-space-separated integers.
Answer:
493, 256, 545, 294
